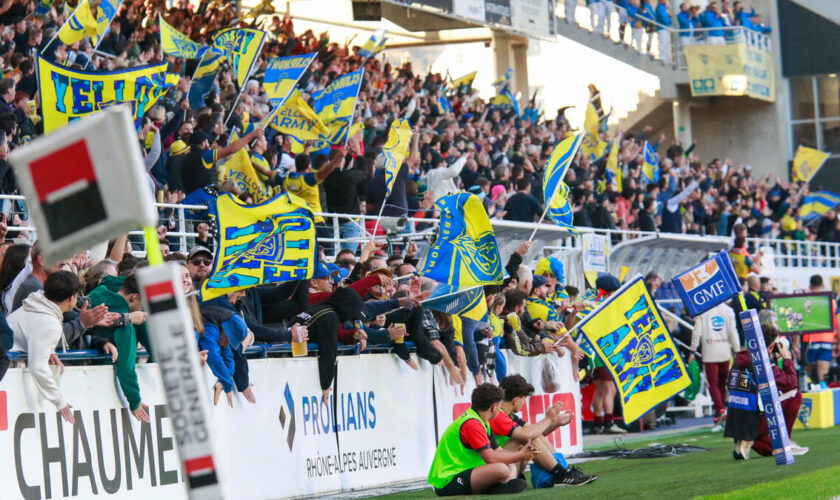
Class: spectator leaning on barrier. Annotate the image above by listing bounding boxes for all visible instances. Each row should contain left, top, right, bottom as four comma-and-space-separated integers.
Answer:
8, 271, 81, 424
200, 290, 255, 407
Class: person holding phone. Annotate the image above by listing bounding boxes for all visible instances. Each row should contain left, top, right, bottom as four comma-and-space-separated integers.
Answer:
490, 375, 597, 488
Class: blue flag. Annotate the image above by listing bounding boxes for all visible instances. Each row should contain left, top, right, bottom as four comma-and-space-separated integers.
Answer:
672, 251, 740, 317
799, 191, 840, 222
188, 51, 223, 109
422, 284, 487, 321
543, 133, 584, 236
421, 193, 503, 287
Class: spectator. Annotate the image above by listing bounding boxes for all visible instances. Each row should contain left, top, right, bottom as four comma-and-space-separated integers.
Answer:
8, 271, 81, 423
200, 290, 255, 406
188, 246, 214, 290
503, 178, 542, 223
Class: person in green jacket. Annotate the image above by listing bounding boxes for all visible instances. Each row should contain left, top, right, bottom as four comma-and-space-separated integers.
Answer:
87, 274, 150, 423
428, 383, 536, 496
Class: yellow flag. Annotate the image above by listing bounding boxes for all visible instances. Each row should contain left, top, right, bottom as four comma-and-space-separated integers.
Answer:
202, 192, 316, 300
450, 71, 477, 94
792, 146, 829, 183
581, 101, 607, 161
159, 14, 207, 59
220, 130, 272, 203
56, 0, 98, 45
575, 275, 691, 423
382, 118, 412, 197
606, 132, 622, 192
37, 55, 178, 133
212, 27, 266, 87
263, 89, 329, 140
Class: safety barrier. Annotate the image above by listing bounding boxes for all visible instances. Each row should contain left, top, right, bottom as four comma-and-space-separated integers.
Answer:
0, 352, 580, 499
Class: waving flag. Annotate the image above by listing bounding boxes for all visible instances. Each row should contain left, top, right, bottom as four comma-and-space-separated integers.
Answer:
437, 95, 453, 114
423, 284, 487, 321
575, 274, 691, 423
94, 0, 121, 43
188, 51, 223, 109
212, 27, 266, 87
311, 69, 364, 147
543, 133, 584, 236
606, 132, 622, 192
799, 191, 840, 222
159, 14, 207, 59
202, 192, 316, 300
263, 53, 317, 107
642, 141, 660, 183
263, 89, 328, 140
581, 101, 607, 161
792, 145, 829, 183
382, 118, 412, 198
672, 251, 740, 317
359, 28, 387, 60
37, 56, 177, 133
450, 71, 476, 95
422, 193, 504, 287
218, 129, 272, 203
56, 0, 98, 45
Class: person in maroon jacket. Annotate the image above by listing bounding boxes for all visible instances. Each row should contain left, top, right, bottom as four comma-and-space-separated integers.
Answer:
725, 323, 807, 458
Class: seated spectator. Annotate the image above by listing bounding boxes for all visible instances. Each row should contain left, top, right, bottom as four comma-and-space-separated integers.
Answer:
9, 271, 81, 423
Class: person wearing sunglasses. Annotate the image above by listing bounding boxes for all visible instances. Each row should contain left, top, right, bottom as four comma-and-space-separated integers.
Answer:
187, 246, 214, 290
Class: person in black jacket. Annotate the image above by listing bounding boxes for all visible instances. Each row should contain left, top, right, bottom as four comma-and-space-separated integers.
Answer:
637, 197, 657, 232
294, 287, 364, 400
237, 280, 308, 343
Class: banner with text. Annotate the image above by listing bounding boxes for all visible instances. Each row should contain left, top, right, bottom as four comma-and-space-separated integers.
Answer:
684, 43, 775, 102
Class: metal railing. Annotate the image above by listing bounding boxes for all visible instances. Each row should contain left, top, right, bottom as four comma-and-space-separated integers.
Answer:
561, 1, 771, 71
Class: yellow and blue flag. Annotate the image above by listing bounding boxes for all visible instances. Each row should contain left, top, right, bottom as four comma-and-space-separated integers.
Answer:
34, 0, 52, 15
56, 0, 98, 45
359, 28, 387, 60
212, 27, 266, 88
450, 70, 476, 95
263, 53, 317, 107
188, 51, 223, 109
383, 118, 412, 198
437, 94, 453, 114
642, 141, 660, 183
491, 68, 520, 115
94, 0, 121, 43
581, 101, 607, 161
421, 193, 504, 287
218, 129, 272, 203
422, 284, 488, 322
263, 89, 329, 140
606, 132, 622, 192
792, 145, 830, 183
202, 192, 317, 300
799, 191, 840, 222
311, 69, 364, 147
159, 14, 207, 59
37, 55, 177, 133
543, 133, 584, 236
492, 68, 512, 92
575, 274, 691, 422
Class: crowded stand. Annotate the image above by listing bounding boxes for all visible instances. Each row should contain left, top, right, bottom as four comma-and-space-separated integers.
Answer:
0, 0, 832, 496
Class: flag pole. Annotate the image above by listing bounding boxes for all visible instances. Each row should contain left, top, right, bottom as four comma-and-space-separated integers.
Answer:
527, 134, 584, 243
83, 0, 124, 70
42, 0, 86, 56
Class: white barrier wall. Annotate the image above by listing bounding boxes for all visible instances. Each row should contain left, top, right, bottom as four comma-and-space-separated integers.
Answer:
0, 352, 583, 499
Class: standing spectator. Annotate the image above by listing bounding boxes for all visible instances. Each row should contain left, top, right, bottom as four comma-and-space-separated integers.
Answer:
701, 2, 726, 44
425, 152, 468, 199
503, 178, 543, 223
655, 0, 673, 64
8, 271, 81, 424
677, 2, 698, 46
180, 127, 265, 195
803, 275, 838, 388
688, 302, 739, 430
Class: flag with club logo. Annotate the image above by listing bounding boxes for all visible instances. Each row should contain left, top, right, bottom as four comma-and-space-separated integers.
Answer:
382, 118, 412, 198
581, 101, 607, 161
358, 28, 387, 60
159, 14, 208, 59
421, 193, 504, 287
543, 133, 584, 236
606, 132, 622, 192
202, 192, 317, 300
791, 146, 829, 183
37, 55, 178, 133
642, 141, 660, 183
310, 69, 364, 148
262, 89, 329, 140
574, 274, 691, 423
799, 191, 840, 222
212, 27, 266, 87
671, 251, 741, 317
263, 53, 317, 107
217, 129, 272, 204
55, 0, 98, 45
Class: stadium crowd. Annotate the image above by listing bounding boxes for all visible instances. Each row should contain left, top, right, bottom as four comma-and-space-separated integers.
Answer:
0, 1, 828, 489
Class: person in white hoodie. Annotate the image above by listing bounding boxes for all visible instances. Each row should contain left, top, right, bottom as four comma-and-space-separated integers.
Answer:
424, 147, 468, 199
688, 301, 740, 429
10, 271, 82, 424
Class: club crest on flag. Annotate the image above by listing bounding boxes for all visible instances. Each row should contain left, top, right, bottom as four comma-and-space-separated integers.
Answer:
575, 275, 691, 423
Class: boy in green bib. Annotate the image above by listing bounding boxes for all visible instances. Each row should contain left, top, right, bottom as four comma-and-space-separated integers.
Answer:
428, 384, 536, 496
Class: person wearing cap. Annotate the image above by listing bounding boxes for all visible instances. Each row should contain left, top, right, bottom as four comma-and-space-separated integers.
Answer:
309, 262, 338, 294
188, 246, 214, 290
588, 274, 627, 434
165, 139, 191, 193
180, 125, 265, 195
526, 275, 565, 335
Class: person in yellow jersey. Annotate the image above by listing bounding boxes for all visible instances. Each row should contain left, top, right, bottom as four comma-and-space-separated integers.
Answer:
261, 148, 346, 224
427, 383, 535, 496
